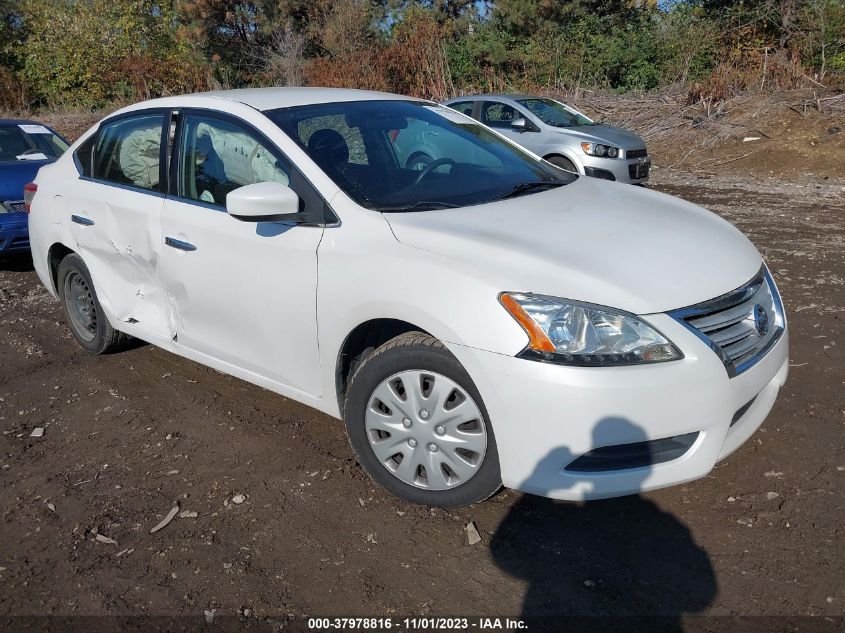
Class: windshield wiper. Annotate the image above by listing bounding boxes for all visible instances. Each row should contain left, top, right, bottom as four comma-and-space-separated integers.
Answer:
493, 181, 565, 201
375, 201, 461, 213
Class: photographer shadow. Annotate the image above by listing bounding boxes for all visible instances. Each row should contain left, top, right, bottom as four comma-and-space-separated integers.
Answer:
490, 418, 716, 632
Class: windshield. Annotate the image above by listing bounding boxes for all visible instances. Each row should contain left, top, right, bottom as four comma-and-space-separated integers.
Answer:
518, 98, 593, 128
266, 100, 574, 211
0, 124, 68, 163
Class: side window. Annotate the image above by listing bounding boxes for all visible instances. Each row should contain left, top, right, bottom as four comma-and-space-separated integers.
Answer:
92, 114, 164, 191
448, 101, 476, 118
178, 115, 290, 206
296, 115, 368, 166
75, 134, 96, 177
481, 102, 519, 129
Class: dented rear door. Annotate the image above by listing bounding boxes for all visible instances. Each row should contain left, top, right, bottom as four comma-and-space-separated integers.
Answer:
65, 111, 173, 342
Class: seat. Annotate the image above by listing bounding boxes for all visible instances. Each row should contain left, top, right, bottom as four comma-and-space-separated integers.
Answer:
193, 136, 229, 203
307, 129, 350, 176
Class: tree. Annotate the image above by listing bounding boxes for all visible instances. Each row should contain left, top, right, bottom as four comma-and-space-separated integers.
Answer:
178, 0, 261, 47
0, 0, 25, 108
493, 0, 634, 35
796, 0, 845, 79
248, 22, 307, 86
0, 0, 24, 66
304, 0, 390, 90
20, 0, 205, 107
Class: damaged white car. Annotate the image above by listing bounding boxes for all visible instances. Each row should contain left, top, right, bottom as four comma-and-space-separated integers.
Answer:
27, 88, 788, 507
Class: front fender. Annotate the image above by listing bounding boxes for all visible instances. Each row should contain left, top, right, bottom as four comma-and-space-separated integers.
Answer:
542, 147, 584, 173
314, 210, 529, 418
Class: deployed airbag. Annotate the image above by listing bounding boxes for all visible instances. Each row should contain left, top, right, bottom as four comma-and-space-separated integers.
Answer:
196, 122, 288, 193
119, 126, 161, 189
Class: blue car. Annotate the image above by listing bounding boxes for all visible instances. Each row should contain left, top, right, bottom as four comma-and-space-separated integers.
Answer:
0, 119, 69, 256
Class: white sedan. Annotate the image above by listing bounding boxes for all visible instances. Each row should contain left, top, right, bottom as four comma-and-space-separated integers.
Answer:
25, 88, 789, 507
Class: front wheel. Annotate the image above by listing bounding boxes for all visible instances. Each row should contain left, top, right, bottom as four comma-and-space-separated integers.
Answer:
546, 155, 577, 173
344, 332, 501, 507
57, 253, 129, 354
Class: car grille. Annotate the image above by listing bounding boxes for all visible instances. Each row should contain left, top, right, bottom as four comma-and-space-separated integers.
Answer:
628, 163, 650, 180
627, 149, 648, 159
669, 267, 785, 377
2, 200, 26, 213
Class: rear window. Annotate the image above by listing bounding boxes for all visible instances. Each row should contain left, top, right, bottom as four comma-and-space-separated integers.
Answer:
0, 124, 68, 162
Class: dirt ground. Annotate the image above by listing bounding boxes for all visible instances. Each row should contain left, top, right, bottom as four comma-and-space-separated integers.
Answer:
0, 167, 843, 630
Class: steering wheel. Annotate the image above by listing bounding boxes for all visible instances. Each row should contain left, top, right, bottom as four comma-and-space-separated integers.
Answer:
412, 158, 456, 186
18, 149, 43, 156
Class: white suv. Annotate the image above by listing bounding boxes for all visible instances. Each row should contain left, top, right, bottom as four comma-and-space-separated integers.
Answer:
26, 88, 789, 507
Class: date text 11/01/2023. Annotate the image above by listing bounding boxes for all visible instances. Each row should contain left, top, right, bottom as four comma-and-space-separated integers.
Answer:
307, 617, 528, 630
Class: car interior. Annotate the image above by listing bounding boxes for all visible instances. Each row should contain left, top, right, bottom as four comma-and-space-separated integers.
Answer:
93, 117, 162, 190
280, 110, 522, 209
480, 103, 518, 128
180, 119, 289, 206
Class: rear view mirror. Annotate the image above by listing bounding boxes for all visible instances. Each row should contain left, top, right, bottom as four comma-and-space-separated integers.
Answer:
226, 182, 306, 223
511, 118, 529, 131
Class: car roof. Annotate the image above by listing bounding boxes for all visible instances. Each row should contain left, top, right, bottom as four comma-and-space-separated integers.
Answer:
123, 87, 424, 114
0, 119, 47, 126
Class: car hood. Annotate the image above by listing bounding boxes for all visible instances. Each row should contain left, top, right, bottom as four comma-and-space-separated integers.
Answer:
384, 177, 761, 315
555, 124, 646, 150
0, 160, 51, 202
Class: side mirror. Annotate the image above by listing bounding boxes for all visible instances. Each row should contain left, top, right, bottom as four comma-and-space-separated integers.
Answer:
226, 181, 306, 223
510, 117, 529, 131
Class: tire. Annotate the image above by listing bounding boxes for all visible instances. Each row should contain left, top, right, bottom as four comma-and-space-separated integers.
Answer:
546, 155, 577, 173
406, 152, 433, 172
344, 331, 501, 507
57, 253, 130, 354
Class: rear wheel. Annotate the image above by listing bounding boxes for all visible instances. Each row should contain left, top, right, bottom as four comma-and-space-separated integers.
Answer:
546, 155, 577, 173
344, 332, 501, 507
57, 253, 129, 354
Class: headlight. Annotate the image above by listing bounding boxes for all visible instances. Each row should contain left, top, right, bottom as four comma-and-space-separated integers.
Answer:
581, 142, 620, 158
499, 293, 683, 366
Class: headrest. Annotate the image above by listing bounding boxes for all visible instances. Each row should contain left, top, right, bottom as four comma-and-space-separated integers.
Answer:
307, 129, 350, 167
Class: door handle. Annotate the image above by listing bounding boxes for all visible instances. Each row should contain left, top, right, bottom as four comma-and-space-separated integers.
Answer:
71, 215, 94, 226
165, 237, 197, 252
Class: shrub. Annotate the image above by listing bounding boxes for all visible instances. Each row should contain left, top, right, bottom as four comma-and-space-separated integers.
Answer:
18, 0, 208, 108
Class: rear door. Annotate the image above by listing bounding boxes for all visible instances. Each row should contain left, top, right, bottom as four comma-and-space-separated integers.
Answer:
157, 110, 325, 396
65, 110, 173, 342
445, 101, 477, 119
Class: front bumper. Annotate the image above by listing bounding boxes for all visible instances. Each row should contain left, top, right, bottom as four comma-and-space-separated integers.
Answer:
0, 211, 30, 254
447, 314, 788, 501
581, 154, 651, 184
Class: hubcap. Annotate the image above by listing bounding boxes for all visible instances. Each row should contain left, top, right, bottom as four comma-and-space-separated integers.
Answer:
64, 271, 97, 342
365, 370, 487, 490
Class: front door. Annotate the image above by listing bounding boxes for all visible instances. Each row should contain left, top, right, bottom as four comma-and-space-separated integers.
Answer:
480, 101, 537, 149
158, 111, 324, 396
